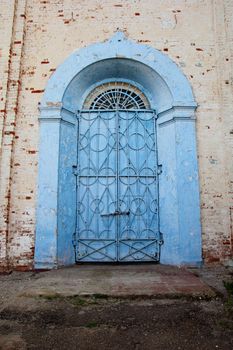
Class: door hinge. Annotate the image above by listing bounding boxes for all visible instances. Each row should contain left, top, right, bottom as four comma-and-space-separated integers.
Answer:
157, 164, 163, 175
72, 232, 77, 247
158, 232, 164, 245
72, 165, 78, 176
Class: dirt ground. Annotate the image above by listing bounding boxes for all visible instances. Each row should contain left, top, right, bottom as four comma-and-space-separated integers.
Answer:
0, 266, 232, 350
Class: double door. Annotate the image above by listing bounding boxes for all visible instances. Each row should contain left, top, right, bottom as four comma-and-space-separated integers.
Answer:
75, 110, 161, 262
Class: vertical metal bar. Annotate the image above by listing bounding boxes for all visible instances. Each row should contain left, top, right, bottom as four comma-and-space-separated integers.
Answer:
97, 111, 100, 238
87, 112, 91, 239
126, 111, 130, 240
106, 112, 110, 240
116, 110, 120, 261
144, 111, 149, 235
76, 111, 81, 259
153, 110, 161, 257
73, 111, 81, 261
135, 111, 140, 238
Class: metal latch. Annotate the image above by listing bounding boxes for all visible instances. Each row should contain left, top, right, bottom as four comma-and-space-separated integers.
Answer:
101, 210, 130, 217
72, 165, 78, 176
157, 164, 163, 175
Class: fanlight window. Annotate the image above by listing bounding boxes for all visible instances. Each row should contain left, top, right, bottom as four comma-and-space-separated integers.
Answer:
83, 82, 150, 110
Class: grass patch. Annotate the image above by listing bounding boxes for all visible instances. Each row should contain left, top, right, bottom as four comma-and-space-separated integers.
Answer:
218, 318, 233, 330
67, 294, 109, 306
92, 293, 108, 300
85, 321, 98, 328
225, 296, 233, 309
38, 293, 62, 301
223, 281, 233, 295
223, 280, 233, 311
38, 294, 90, 306
67, 296, 88, 306
36, 293, 118, 308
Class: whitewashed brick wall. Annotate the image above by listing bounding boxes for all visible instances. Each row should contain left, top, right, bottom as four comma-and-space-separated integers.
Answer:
0, 0, 232, 269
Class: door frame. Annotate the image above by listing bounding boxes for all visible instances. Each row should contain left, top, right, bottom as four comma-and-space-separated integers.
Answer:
35, 33, 202, 268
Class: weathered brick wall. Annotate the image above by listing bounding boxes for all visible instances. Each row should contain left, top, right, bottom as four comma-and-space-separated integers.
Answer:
0, 0, 15, 268
0, 0, 29, 269
0, 0, 232, 269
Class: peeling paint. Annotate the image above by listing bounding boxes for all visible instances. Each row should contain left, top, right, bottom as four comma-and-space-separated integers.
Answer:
0, 0, 232, 270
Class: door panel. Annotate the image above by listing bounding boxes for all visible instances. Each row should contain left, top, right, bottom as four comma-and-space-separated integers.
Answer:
76, 110, 160, 262
76, 111, 117, 261
118, 111, 159, 261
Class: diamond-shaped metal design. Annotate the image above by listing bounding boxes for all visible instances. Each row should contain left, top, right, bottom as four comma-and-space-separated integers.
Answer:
76, 111, 160, 262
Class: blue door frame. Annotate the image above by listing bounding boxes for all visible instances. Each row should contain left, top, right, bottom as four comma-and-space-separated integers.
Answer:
35, 33, 202, 268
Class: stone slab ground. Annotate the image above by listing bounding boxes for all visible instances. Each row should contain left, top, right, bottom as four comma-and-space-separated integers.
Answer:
22, 264, 216, 298
0, 264, 232, 349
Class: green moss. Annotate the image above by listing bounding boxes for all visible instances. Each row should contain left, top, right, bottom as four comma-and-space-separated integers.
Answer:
67, 296, 87, 306
223, 280, 233, 312
92, 293, 108, 299
223, 281, 233, 296
38, 293, 62, 300
217, 319, 233, 330
85, 321, 98, 328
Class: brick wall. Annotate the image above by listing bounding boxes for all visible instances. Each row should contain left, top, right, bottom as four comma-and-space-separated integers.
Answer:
0, 0, 232, 269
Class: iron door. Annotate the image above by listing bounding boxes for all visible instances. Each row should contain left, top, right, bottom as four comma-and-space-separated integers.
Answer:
75, 110, 160, 262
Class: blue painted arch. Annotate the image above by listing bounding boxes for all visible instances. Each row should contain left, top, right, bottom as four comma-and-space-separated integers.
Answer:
35, 32, 201, 268
41, 32, 196, 111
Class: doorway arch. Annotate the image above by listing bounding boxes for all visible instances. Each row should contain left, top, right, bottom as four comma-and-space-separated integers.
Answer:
35, 32, 201, 268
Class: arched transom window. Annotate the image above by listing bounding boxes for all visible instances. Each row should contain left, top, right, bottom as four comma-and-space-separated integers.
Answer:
83, 82, 150, 110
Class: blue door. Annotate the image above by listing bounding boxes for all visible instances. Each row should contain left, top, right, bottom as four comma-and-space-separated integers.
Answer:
75, 110, 161, 262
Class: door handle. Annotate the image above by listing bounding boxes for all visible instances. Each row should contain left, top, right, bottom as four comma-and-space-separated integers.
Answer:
101, 210, 130, 217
